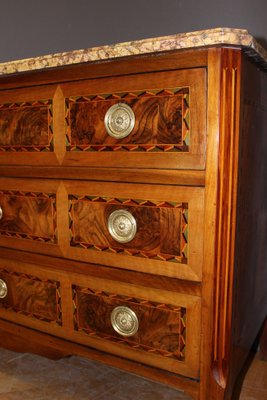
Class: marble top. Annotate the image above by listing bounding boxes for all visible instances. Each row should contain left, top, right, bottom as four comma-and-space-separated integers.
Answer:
0, 27, 266, 76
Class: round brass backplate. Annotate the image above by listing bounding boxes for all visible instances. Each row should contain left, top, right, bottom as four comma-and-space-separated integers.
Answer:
107, 209, 137, 243
111, 306, 139, 337
0, 279, 7, 299
104, 103, 135, 139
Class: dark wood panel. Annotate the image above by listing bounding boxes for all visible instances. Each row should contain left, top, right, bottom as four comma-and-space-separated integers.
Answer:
229, 54, 267, 390
0, 101, 52, 151
73, 285, 186, 361
0, 190, 56, 242
68, 90, 187, 150
69, 195, 185, 262
0, 268, 61, 324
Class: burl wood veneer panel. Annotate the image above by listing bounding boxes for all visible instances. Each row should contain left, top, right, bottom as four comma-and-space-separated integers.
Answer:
0, 85, 60, 165
0, 178, 63, 257
0, 268, 61, 324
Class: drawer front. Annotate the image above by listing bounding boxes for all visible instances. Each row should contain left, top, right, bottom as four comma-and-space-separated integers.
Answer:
62, 68, 206, 169
0, 267, 62, 326
0, 85, 59, 165
65, 181, 204, 281
71, 277, 200, 378
0, 178, 62, 257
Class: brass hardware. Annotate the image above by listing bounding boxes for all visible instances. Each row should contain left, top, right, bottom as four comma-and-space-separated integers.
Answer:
107, 209, 137, 243
0, 279, 7, 299
0, 206, 2, 221
104, 103, 135, 139
111, 306, 139, 337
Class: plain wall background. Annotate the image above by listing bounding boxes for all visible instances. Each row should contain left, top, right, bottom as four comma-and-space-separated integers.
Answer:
0, 0, 266, 62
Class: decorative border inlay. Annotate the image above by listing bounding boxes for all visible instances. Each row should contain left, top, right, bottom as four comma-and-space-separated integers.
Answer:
0, 268, 62, 325
65, 88, 190, 152
73, 285, 186, 360
0, 100, 53, 152
68, 194, 188, 264
0, 190, 57, 243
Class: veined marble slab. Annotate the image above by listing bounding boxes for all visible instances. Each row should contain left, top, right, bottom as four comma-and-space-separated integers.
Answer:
0, 27, 266, 76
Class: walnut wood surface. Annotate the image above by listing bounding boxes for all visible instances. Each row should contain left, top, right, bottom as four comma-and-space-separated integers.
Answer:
0, 268, 61, 324
68, 90, 185, 148
74, 285, 186, 360
70, 198, 183, 258
65, 181, 203, 281
227, 54, 267, 396
0, 190, 55, 239
62, 68, 206, 169
0, 105, 49, 147
0, 45, 266, 400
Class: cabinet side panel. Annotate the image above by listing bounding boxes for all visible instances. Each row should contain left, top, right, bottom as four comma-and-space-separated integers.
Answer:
231, 56, 267, 383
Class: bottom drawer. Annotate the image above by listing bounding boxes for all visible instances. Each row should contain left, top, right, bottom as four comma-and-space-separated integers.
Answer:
0, 267, 62, 327
71, 277, 201, 378
0, 255, 200, 379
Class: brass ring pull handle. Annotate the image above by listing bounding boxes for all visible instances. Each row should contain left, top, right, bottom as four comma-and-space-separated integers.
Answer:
111, 306, 139, 337
0, 279, 7, 299
104, 103, 135, 139
107, 209, 137, 243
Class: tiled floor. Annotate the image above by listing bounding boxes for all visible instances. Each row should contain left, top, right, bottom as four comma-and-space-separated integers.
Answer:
0, 348, 266, 399
0, 348, 191, 400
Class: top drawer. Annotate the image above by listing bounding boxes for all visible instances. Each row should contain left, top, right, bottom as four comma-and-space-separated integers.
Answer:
0, 68, 206, 170
62, 68, 206, 169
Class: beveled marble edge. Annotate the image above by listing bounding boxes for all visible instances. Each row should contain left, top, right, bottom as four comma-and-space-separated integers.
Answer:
0, 27, 266, 76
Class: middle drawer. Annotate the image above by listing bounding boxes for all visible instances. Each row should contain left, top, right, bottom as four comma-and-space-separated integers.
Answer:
0, 178, 204, 281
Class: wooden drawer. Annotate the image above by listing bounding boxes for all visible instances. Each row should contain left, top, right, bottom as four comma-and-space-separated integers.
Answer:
64, 181, 204, 281
0, 84, 60, 165
0, 178, 63, 257
0, 264, 62, 328
0, 178, 204, 282
61, 68, 206, 169
71, 275, 201, 378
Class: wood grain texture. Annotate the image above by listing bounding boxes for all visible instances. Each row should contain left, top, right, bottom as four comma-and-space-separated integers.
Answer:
0, 85, 59, 165
227, 53, 267, 396
0, 268, 61, 324
67, 89, 187, 151
73, 285, 186, 361
0, 102, 51, 149
69, 274, 201, 378
62, 68, 206, 169
212, 49, 241, 391
69, 195, 185, 261
0, 190, 56, 241
64, 181, 203, 281
0, 44, 266, 400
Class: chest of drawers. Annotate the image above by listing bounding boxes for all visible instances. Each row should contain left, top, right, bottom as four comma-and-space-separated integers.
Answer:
0, 28, 266, 399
